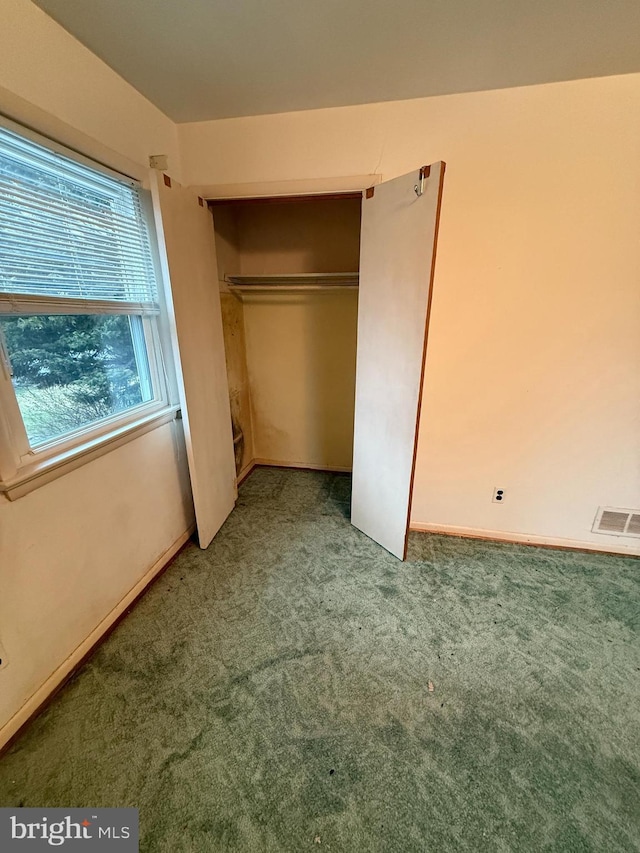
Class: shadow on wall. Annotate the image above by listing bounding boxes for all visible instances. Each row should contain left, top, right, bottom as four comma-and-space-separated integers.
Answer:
303, 291, 358, 468
236, 198, 362, 275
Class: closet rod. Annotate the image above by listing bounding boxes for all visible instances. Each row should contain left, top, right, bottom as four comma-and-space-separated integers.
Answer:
228, 284, 358, 294
226, 273, 358, 288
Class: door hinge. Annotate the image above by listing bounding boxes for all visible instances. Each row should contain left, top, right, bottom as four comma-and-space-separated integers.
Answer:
414, 165, 430, 198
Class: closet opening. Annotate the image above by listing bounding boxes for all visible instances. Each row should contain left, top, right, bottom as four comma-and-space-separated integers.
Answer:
209, 192, 362, 483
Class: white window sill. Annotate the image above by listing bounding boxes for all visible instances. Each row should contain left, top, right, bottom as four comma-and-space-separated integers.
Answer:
0, 405, 180, 501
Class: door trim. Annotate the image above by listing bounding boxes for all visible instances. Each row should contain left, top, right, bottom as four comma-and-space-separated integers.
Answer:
192, 174, 382, 202
403, 163, 446, 559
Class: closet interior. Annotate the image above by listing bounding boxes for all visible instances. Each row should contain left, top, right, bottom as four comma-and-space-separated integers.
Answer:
210, 193, 362, 479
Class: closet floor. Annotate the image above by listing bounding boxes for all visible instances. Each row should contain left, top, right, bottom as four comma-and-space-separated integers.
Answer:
1, 467, 638, 852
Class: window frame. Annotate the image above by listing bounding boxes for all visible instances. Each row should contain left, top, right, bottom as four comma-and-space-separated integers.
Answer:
0, 116, 179, 500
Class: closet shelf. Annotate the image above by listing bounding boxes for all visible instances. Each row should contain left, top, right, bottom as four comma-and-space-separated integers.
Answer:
226, 273, 358, 293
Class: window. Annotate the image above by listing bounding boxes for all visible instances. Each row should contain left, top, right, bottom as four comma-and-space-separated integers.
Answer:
0, 121, 173, 496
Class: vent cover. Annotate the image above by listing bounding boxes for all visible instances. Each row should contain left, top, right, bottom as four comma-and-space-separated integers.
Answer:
593, 507, 640, 537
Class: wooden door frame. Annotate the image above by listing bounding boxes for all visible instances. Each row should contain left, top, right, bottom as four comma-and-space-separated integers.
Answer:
191, 174, 382, 204
403, 164, 446, 558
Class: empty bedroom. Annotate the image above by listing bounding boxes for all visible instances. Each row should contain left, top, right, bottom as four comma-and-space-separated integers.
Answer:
0, 0, 638, 850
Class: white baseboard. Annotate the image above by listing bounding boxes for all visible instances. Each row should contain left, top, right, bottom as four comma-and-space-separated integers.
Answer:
409, 521, 640, 557
0, 526, 195, 752
253, 458, 352, 473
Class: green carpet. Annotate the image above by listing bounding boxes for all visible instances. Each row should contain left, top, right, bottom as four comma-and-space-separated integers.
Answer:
1, 467, 639, 852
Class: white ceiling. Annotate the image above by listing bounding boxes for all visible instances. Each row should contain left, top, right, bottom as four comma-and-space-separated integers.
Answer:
33, 0, 640, 123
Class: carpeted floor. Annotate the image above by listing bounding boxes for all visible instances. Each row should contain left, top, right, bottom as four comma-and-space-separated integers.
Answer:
1, 467, 639, 852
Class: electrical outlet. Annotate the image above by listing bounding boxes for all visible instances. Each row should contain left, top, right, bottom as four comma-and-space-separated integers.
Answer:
492, 487, 506, 503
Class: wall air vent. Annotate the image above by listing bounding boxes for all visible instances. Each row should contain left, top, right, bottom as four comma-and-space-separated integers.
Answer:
593, 507, 640, 537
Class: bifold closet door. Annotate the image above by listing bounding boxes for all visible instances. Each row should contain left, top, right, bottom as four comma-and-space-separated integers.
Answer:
351, 163, 446, 560
151, 173, 236, 548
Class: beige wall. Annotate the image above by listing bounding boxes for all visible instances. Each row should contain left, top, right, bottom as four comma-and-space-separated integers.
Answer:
243, 292, 358, 470
233, 199, 361, 276
180, 73, 640, 552
0, 0, 194, 740
0, 426, 193, 730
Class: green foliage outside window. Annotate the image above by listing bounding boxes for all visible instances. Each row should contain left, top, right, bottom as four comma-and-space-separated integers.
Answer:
0, 314, 148, 445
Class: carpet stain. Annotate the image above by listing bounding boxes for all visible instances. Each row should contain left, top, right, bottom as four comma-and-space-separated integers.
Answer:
0, 467, 638, 852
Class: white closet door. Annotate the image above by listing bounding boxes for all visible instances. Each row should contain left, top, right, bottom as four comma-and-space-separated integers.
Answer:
152, 173, 236, 548
351, 163, 446, 559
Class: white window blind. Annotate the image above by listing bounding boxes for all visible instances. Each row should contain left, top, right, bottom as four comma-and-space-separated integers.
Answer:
0, 126, 158, 309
